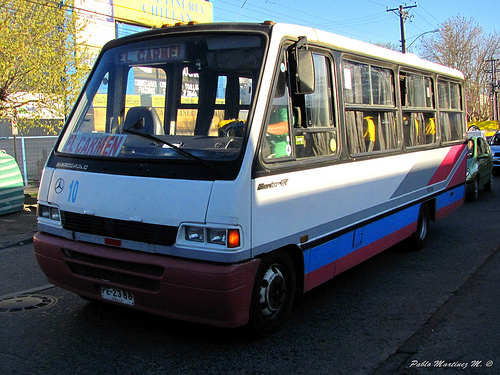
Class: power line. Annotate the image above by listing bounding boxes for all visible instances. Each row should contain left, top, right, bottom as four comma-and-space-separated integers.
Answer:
214, 0, 400, 43
364, 0, 386, 6
418, 3, 442, 27
19, 0, 186, 27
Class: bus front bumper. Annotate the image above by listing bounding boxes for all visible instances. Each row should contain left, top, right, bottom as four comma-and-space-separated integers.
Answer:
34, 232, 260, 328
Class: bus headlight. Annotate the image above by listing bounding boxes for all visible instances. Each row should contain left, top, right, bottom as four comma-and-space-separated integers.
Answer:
183, 225, 241, 249
185, 226, 204, 242
38, 204, 61, 222
207, 228, 226, 245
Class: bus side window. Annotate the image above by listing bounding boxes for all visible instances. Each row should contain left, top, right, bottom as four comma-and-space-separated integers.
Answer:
262, 55, 292, 159
402, 73, 436, 148
261, 51, 338, 161
295, 53, 337, 158
438, 80, 464, 143
344, 60, 397, 154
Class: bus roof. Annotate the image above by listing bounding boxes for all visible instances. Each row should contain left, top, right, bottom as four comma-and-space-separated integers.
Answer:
270, 23, 464, 79
102, 21, 463, 80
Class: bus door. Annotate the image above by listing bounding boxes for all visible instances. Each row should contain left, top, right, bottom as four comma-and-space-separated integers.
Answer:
252, 41, 341, 291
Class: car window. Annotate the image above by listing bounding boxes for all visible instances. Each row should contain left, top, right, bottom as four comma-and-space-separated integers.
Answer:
490, 134, 500, 146
478, 138, 484, 155
479, 138, 490, 155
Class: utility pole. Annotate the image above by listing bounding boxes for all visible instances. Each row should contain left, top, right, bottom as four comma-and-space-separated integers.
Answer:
387, 3, 418, 53
485, 58, 499, 123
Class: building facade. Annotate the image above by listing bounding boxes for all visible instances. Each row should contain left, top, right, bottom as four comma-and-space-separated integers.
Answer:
77, 0, 214, 67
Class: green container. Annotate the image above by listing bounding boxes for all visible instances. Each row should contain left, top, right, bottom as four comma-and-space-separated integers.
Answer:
0, 150, 24, 215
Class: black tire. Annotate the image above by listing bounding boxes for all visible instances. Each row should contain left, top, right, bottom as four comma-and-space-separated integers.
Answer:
248, 250, 296, 337
466, 179, 479, 201
407, 205, 430, 251
484, 173, 493, 192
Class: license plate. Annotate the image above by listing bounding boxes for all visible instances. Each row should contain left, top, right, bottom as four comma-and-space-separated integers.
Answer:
101, 286, 134, 306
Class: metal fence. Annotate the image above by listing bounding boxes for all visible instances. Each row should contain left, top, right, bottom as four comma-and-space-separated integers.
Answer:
0, 136, 58, 186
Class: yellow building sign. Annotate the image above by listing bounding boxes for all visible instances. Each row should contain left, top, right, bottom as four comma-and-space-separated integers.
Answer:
113, 0, 213, 27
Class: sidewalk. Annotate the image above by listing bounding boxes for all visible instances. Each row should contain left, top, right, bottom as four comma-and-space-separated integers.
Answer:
0, 189, 38, 250
374, 245, 500, 374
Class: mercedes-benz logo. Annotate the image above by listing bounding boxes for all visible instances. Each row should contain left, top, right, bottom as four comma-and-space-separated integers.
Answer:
54, 178, 64, 194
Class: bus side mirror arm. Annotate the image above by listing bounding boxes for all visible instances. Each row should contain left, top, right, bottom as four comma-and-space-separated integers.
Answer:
288, 36, 315, 95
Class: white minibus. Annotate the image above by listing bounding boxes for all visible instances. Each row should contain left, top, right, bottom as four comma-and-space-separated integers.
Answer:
35, 21, 466, 336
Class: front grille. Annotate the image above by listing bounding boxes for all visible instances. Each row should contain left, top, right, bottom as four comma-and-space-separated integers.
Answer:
64, 249, 163, 291
61, 211, 178, 246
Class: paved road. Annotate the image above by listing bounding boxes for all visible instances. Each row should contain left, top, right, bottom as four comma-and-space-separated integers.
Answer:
0, 180, 499, 375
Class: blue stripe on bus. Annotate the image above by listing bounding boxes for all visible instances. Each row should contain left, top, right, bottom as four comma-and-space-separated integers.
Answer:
303, 185, 464, 291
304, 204, 417, 274
436, 184, 464, 211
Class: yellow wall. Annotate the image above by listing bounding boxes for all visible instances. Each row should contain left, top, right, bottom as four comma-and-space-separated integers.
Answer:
113, 0, 213, 27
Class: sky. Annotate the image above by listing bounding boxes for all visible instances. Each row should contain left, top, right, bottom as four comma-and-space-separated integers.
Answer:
212, 0, 498, 50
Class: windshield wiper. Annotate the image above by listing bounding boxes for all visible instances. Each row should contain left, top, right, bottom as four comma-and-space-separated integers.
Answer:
123, 128, 219, 175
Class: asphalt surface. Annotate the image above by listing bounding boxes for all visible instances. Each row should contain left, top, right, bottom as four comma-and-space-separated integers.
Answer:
0, 192, 37, 251
0, 191, 499, 374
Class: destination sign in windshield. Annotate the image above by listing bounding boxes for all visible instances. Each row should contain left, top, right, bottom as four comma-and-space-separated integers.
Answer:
117, 45, 184, 64
62, 133, 127, 157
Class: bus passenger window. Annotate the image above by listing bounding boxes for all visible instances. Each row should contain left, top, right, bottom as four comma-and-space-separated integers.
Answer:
344, 60, 397, 154
346, 111, 396, 153
438, 80, 464, 143
401, 73, 436, 148
403, 112, 436, 147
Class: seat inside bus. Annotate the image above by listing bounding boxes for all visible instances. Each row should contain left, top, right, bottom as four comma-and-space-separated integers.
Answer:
123, 106, 164, 135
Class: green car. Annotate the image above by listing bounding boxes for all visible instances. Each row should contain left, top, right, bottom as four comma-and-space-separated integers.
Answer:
466, 136, 493, 201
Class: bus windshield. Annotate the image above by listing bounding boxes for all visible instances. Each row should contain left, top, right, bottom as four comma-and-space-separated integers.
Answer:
57, 33, 265, 161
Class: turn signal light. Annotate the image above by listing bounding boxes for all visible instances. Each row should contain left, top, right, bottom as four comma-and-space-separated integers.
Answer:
228, 229, 240, 248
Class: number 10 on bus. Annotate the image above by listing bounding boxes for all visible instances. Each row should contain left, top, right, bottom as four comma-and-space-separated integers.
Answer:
68, 180, 79, 203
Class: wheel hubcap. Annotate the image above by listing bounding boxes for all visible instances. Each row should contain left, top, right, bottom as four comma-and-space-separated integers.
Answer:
259, 264, 286, 318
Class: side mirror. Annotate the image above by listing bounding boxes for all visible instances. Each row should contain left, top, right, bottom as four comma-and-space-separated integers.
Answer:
289, 37, 315, 95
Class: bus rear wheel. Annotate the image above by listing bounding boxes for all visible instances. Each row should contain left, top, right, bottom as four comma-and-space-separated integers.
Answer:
248, 250, 296, 337
407, 205, 430, 251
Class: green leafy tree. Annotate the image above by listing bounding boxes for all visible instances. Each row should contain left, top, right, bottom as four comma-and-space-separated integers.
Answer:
0, 0, 89, 134
417, 16, 500, 122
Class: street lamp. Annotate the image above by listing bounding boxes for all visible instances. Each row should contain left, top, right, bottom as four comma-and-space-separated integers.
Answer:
406, 29, 440, 51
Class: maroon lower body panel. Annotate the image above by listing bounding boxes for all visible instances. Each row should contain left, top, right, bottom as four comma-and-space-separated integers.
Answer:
34, 232, 260, 328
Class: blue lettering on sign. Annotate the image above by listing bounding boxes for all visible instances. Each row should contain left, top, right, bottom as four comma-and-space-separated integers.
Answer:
68, 180, 79, 203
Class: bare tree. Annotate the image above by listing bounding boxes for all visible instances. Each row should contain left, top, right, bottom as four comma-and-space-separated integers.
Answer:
374, 41, 400, 52
418, 16, 500, 121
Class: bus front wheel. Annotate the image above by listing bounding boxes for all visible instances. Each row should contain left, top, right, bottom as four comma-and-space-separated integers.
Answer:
248, 250, 296, 337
